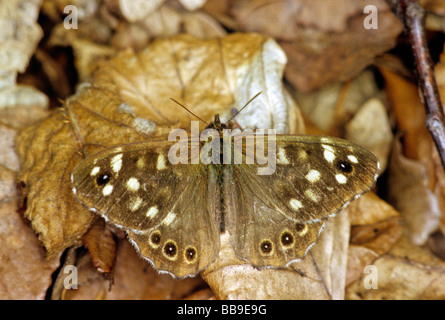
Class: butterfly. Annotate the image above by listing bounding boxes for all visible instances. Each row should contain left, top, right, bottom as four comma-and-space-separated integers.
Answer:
71, 97, 380, 279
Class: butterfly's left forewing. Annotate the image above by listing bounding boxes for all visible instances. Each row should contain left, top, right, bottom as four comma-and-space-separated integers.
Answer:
71, 140, 221, 278
226, 135, 380, 267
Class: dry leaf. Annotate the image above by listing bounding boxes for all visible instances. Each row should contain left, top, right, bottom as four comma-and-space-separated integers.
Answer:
428, 231, 445, 261
292, 70, 391, 170
346, 236, 445, 299
293, 71, 384, 133
346, 192, 403, 286
420, 0, 445, 15
344, 98, 393, 171
61, 239, 207, 300
0, 165, 60, 299
232, 0, 403, 91
387, 138, 441, 245
382, 67, 445, 246
118, 0, 165, 22
48, 1, 226, 81
0, 0, 43, 75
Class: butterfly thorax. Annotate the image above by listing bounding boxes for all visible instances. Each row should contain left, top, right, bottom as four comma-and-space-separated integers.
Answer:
203, 114, 228, 232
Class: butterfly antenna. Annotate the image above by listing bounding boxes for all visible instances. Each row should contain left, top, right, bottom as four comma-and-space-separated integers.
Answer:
226, 91, 262, 124
169, 97, 209, 126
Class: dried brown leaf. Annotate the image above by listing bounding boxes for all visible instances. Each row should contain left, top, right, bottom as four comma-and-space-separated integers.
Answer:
346, 236, 445, 299
380, 68, 433, 163
0, 105, 49, 130
293, 71, 384, 134
49, 1, 226, 81
387, 138, 441, 245
292, 70, 391, 170
382, 66, 445, 245
0, 165, 60, 299
87, 33, 299, 133
428, 231, 445, 261
0, 0, 43, 74
346, 192, 402, 286
62, 239, 206, 300
232, 0, 403, 91
118, 0, 165, 22
420, 0, 445, 15
344, 98, 393, 171
0, 124, 21, 172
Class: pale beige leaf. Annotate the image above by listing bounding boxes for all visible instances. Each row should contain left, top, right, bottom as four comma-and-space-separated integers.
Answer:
345, 97, 393, 171
0, 0, 43, 74
346, 236, 445, 300
118, 0, 165, 22
387, 138, 441, 245
0, 165, 60, 300
293, 71, 383, 134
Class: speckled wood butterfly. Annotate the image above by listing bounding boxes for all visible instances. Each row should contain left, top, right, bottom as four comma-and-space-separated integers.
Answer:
71, 102, 380, 278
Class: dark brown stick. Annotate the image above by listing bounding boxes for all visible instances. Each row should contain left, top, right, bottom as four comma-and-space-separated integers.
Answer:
387, 0, 445, 171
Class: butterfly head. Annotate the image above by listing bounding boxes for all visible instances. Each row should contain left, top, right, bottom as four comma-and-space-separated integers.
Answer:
205, 114, 228, 134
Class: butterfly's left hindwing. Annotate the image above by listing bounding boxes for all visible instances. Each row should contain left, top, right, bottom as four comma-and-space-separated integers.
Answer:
226, 135, 379, 267
71, 141, 221, 278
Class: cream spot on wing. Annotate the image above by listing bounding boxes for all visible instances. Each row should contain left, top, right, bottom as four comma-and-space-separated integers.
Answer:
305, 189, 318, 202
323, 150, 335, 163
126, 177, 140, 192
111, 154, 123, 173
137, 157, 145, 169
130, 196, 142, 211
72, 187, 77, 194
102, 184, 113, 196
335, 174, 347, 184
163, 212, 176, 226
277, 147, 290, 164
146, 206, 159, 219
156, 154, 167, 171
305, 169, 321, 183
298, 150, 308, 161
90, 166, 100, 176
290, 198, 303, 211
348, 155, 358, 163
322, 144, 335, 152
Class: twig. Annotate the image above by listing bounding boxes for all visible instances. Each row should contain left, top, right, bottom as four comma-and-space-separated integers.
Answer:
387, 0, 445, 171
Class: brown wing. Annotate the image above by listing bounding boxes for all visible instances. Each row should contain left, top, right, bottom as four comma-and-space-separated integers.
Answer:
71, 140, 221, 278
225, 134, 380, 267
